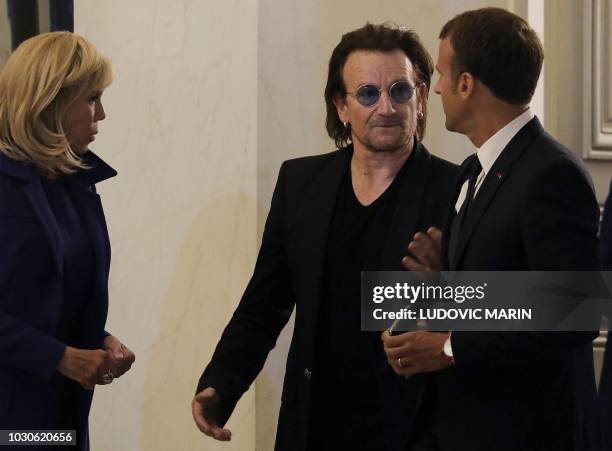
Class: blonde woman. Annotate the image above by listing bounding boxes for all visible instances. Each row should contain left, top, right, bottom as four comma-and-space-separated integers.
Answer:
0, 32, 134, 450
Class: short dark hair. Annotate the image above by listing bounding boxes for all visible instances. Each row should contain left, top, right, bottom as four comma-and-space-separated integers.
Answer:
324, 22, 433, 149
439, 7, 543, 105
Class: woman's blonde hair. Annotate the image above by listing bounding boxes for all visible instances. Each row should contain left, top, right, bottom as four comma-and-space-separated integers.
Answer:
0, 31, 112, 175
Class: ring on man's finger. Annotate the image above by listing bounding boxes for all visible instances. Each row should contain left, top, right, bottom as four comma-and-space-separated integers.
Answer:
397, 357, 403, 368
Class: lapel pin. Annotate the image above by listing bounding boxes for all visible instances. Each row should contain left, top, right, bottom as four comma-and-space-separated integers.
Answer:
496, 171, 504, 180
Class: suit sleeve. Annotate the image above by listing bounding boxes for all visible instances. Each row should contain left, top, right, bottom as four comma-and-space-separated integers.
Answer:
451, 160, 602, 376
196, 162, 295, 425
0, 223, 66, 382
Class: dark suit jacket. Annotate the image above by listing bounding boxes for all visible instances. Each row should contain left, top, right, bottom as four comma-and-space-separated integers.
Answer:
197, 142, 458, 451
0, 151, 116, 450
601, 180, 612, 271
433, 117, 601, 451
598, 179, 612, 450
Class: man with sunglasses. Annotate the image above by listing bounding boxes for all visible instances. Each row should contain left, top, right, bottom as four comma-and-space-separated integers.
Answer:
192, 23, 457, 451
383, 8, 602, 451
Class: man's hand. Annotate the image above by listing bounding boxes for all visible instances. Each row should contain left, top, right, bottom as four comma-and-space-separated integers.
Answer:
402, 227, 443, 272
103, 335, 135, 378
381, 330, 453, 377
192, 387, 232, 441
56, 346, 111, 390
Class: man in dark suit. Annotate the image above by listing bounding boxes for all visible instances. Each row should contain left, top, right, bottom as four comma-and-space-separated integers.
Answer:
191, 23, 457, 451
382, 8, 602, 451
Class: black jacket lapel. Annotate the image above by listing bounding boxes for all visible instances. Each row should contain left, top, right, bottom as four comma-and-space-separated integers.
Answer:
443, 155, 474, 270
295, 149, 351, 354
451, 117, 544, 270
380, 141, 430, 269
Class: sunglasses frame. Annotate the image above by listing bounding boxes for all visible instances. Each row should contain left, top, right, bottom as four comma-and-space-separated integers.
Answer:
345, 80, 419, 107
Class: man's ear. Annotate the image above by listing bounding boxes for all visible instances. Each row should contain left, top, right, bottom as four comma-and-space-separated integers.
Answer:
333, 93, 349, 124
416, 82, 428, 113
458, 72, 475, 100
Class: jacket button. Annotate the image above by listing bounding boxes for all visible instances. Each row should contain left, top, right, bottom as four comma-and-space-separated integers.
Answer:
304, 368, 312, 380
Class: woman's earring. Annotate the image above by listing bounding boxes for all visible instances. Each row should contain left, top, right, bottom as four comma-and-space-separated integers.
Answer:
417, 111, 424, 119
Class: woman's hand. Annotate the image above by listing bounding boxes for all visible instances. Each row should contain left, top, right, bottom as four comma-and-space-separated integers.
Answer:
56, 337, 135, 389
56, 346, 111, 390
103, 335, 136, 378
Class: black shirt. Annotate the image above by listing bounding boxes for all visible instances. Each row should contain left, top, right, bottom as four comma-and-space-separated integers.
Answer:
309, 153, 411, 450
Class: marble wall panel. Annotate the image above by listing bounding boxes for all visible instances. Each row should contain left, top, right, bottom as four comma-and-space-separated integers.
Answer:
0, 1, 11, 67
545, 0, 612, 202
75, 1, 258, 450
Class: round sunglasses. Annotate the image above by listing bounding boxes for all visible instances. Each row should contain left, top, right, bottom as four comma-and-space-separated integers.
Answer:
345, 80, 416, 107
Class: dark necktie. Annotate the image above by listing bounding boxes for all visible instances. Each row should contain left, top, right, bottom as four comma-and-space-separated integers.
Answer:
448, 156, 482, 268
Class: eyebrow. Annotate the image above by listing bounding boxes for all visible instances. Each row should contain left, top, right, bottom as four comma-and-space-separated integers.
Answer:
354, 77, 411, 86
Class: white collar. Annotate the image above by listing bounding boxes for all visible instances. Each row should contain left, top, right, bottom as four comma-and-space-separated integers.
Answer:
476, 109, 534, 174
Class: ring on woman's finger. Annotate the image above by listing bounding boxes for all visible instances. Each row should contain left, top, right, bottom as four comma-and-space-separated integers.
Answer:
397, 357, 403, 368
101, 370, 114, 384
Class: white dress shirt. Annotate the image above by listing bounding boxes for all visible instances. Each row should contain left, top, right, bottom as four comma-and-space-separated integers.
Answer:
454, 109, 535, 213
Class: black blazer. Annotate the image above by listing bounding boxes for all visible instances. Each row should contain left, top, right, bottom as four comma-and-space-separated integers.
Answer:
197, 142, 458, 451
597, 179, 612, 450
601, 179, 612, 271
433, 118, 602, 451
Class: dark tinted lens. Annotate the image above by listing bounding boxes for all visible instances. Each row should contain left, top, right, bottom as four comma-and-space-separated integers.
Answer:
355, 85, 381, 106
389, 81, 414, 104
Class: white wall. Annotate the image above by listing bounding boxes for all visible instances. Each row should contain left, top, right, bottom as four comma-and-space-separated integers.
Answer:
75, 1, 258, 450
0, 1, 11, 67
544, 0, 612, 203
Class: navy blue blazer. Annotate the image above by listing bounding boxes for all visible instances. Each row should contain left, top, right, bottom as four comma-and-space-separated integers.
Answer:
0, 151, 116, 448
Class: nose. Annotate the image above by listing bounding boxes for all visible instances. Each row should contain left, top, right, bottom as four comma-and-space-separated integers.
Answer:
433, 78, 441, 95
376, 90, 395, 115
95, 99, 106, 121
